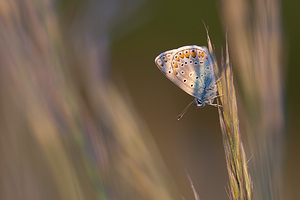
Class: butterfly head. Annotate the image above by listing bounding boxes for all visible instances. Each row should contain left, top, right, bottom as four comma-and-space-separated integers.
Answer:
194, 99, 205, 108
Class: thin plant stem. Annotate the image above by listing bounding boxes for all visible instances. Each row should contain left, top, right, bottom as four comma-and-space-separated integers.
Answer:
206, 28, 252, 200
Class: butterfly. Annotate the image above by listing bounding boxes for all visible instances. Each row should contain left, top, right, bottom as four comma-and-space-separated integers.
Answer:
154, 45, 219, 119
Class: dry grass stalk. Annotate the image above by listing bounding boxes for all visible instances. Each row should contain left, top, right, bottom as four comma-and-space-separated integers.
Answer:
206, 29, 252, 200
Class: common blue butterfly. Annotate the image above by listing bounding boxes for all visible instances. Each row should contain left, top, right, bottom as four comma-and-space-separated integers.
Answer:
155, 45, 219, 119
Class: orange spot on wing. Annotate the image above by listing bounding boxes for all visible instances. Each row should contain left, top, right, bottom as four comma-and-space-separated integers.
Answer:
173, 62, 178, 68
185, 51, 190, 58
179, 52, 184, 58
174, 69, 178, 75
191, 51, 196, 58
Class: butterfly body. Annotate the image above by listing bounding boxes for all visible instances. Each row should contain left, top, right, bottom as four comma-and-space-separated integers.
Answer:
155, 45, 218, 108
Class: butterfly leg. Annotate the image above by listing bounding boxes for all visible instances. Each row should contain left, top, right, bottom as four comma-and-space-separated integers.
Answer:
205, 93, 224, 108
210, 94, 225, 108
214, 76, 223, 84
214, 94, 224, 98
207, 98, 223, 108
207, 103, 221, 108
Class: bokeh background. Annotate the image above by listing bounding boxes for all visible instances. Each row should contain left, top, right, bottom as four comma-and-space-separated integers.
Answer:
0, 0, 299, 199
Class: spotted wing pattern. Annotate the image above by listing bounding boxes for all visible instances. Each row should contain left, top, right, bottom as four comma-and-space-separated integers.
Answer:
155, 45, 217, 102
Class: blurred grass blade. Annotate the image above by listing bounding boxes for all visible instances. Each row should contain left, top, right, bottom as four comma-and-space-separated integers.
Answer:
220, 0, 284, 199
186, 171, 200, 200
0, 1, 178, 200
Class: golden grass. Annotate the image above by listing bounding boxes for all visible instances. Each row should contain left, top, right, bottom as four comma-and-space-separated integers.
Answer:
206, 28, 252, 199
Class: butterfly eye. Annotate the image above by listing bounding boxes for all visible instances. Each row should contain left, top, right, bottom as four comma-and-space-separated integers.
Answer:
190, 60, 193, 64
184, 61, 187, 65
195, 76, 199, 79
190, 83, 194, 88
181, 70, 185, 74
181, 63, 184, 67
196, 99, 202, 105
194, 61, 198, 65
183, 79, 187, 83
168, 70, 172, 74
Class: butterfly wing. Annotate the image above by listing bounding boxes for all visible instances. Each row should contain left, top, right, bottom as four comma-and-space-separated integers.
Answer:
155, 45, 216, 100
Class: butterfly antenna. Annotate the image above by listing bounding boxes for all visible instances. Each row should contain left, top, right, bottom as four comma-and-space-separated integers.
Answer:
176, 100, 195, 120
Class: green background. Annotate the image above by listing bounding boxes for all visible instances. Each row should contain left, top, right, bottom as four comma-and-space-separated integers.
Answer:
110, 0, 300, 199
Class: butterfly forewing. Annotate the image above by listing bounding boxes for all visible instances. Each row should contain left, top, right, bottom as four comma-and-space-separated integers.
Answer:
154, 49, 185, 93
155, 45, 216, 101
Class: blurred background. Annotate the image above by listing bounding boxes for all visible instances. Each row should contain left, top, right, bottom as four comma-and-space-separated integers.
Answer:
0, 0, 299, 199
